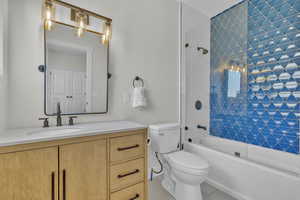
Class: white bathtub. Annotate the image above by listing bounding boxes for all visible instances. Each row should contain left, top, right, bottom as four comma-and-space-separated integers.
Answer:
185, 142, 300, 200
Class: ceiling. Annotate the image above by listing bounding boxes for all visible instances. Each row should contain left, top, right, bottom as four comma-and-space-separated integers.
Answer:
183, 0, 243, 18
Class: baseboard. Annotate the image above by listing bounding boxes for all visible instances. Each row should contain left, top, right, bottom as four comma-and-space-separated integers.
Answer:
206, 178, 252, 200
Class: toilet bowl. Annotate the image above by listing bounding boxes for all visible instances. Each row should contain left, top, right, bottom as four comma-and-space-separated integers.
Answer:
167, 151, 209, 200
149, 123, 210, 200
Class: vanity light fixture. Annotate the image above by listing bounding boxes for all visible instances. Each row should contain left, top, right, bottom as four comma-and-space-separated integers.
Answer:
229, 65, 244, 72
228, 60, 246, 73
44, 0, 55, 31
43, 0, 112, 44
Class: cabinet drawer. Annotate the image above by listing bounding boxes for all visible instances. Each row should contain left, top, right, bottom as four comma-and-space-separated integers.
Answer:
110, 183, 144, 200
110, 134, 145, 162
110, 158, 144, 191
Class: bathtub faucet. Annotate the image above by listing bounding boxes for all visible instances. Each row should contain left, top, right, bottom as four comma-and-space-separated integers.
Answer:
197, 125, 207, 131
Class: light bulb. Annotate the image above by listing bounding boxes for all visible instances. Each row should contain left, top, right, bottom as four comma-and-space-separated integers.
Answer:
45, 19, 53, 30
77, 27, 84, 37
46, 9, 51, 20
102, 22, 112, 45
79, 19, 85, 28
75, 12, 86, 37
44, 1, 55, 31
102, 34, 107, 45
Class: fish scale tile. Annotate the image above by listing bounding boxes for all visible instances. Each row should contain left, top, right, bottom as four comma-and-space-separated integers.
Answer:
210, 0, 300, 154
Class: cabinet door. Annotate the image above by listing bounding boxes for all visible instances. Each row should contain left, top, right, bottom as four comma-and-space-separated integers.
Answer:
60, 139, 107, 200
0, 147, 59, 200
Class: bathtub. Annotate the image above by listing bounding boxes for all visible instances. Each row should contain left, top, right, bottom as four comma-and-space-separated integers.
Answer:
185, 142, 300, 200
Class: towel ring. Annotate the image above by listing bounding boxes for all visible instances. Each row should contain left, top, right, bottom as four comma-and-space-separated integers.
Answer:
133, 76, 144, 88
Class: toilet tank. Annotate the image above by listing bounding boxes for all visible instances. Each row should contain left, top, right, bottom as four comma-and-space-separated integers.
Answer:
149, 123, 181, 153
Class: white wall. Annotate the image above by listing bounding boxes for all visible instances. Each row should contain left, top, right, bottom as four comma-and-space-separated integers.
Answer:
5, 0, 179, 129
48, 50, 86, 72
0, 0, 7, 132
182, 3, 210, 139
181, 1, 300, 176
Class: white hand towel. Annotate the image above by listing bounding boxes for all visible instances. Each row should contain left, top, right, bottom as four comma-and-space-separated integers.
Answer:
132, 86, 147, 108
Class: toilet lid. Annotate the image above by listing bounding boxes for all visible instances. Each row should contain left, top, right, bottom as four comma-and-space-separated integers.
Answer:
168, 151, 209, 170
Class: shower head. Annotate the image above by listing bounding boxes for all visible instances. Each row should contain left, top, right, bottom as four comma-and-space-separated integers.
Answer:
197, 47, 209, 55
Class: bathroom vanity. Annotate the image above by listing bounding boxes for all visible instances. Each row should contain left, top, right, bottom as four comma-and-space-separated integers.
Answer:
0, 121, 148, 200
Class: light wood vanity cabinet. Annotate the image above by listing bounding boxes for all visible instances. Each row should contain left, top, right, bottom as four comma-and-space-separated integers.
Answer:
0, 129, 148, 200
60, 140, 108, 200
110, 183, 145, 200
110, 158, 145, 191
109, 132, 148, 200
110, 134, 145, 163
0, 147, 58, 200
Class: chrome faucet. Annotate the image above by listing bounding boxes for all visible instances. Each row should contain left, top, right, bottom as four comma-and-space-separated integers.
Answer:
56, 102, 62, 127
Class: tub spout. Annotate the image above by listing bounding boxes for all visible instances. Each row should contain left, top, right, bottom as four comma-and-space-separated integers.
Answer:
197, 125, 207, 131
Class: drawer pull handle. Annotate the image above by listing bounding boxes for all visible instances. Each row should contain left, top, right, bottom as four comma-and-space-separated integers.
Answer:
117, 144, 140, 151
51, 172, 55, 200
63, 169, 66, 200
129, 194, 140, 200
118, 169, 140, 178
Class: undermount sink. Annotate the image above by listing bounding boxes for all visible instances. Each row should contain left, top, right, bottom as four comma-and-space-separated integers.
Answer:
27, 128, 81, 136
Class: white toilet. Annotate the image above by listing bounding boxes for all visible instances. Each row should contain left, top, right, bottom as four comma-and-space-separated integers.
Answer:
149, 123, 209, 200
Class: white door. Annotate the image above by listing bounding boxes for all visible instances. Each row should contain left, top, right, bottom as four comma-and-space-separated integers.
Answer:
47, 69, 87, 114
70, 72, 86, 113
47, 69, 70, 114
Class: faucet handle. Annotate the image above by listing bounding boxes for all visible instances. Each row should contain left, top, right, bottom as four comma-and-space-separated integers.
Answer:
69, 116, 77, 126
39, 118, 49, 128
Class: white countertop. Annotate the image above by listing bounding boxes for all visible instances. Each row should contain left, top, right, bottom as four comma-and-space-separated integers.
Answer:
0, 121, 147, 147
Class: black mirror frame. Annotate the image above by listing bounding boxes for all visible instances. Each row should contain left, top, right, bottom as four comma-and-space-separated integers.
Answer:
43, 27, 109, 116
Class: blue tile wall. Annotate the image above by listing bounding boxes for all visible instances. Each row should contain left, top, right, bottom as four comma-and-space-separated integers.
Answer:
210, 0, 300, 154
210, 1, 249, 143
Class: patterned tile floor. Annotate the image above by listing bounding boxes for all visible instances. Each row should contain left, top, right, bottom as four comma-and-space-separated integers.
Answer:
149, 179, 237, 200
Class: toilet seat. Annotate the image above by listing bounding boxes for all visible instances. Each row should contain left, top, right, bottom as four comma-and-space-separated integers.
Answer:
167, 151, 209, 175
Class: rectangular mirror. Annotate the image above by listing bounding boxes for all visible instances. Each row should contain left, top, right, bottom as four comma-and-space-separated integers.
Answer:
44, 23, 108, 115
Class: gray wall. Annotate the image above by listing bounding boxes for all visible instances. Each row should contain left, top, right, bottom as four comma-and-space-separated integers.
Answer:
0, 0, 7, 132
181, 3, 210, 142
1, 0, 179, 129
48, 50, 86, 72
